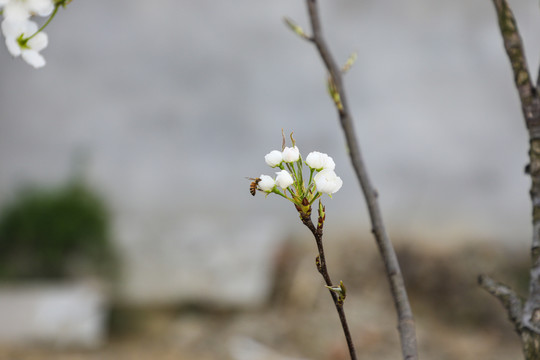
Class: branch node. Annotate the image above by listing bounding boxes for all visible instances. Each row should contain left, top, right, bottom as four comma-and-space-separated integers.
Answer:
478, 274, 524, 329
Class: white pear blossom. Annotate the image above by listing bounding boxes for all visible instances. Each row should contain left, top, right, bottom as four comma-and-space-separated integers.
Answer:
305, 151, 335, 171
258, 175, 275, 193
275, 170, 294, 189
252, 135, 343, 206
314, 169, 343, 195
264, 150, 282, 168
1, 0, 54, 21
2, 19, 48, 68
282, 146, 300, 163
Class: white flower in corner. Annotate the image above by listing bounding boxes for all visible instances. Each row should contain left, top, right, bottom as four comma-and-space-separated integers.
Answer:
264, 150, 283, 168
305, 151, 335, 171
1, 0, 54, 21
258, 175, 275, 193
2, 19, 48, 68
282, 146, 300, 163
275, 170, 294, 189
26, 0, 54, 16
314, 169, 343, 195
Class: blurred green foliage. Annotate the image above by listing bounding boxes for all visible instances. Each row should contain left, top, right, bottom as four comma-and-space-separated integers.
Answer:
0, 181, 116, 281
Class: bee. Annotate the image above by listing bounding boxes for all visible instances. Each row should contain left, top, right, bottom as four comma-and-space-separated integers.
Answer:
247, 177, 261, 196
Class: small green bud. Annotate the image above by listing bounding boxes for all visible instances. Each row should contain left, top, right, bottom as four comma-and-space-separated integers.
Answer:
283, 17, 309, 40
326, 77, 343, 111
317, 200, 325, 230
341, 52, 357, 74
54, 0, 72, 8
325, 280, 347, 305
339, 280, 347, 299
318, 200, 325, 218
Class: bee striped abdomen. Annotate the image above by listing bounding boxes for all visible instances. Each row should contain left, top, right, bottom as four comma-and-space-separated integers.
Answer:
247, 177, 261, 196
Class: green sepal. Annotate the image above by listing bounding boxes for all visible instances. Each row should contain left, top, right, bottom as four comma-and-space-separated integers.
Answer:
16, 34, 29, 49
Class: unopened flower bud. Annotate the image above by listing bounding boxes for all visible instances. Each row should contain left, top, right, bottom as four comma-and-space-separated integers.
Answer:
264, 150, 283, 168
282, 146, 300, 163
258, 175, 275, 192
306, 151, 335, 171
314, 169, 343, 195
275, 170, 294, 189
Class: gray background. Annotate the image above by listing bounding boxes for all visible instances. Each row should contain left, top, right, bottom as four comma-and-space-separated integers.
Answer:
0, 0, 538, 304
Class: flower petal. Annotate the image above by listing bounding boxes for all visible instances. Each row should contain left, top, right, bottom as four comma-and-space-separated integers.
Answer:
306, 151, 335, 171
282, 146, 300, 163
314, 169, 343, 194
21, 49, 45, 68
275, 170, 294, 189
27, 31, 47, 51
4, 35, 21, 56
258, 175, 275, 192
3, 2, 31, 20
27, 0, 54, 17
264, 150, 283, 168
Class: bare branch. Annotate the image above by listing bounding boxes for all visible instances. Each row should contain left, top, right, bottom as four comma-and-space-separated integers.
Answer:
492, 0, 533, 103
537, 64, 540, 94
491, 0, 540, 135
298, 210, 358, 360
478, 274, 524, 329
303, 1, 418, 359
491, 0, 540, 340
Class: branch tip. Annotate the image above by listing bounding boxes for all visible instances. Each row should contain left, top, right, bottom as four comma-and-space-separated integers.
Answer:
283, 17, 312, 41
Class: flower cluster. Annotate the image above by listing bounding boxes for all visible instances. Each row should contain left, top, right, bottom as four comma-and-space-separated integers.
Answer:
251, 134, 343, 216
0, 0, 70, 68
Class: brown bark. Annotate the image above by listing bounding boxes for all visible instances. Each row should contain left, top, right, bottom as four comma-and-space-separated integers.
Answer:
298, 209, 358, 360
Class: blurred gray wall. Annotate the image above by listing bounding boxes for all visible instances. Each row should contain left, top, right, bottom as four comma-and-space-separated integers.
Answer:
0, 0, 539, 304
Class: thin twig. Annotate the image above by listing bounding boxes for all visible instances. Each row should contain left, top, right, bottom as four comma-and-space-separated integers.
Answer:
298, 210, 358, 360
302, 1, 418, 359
478, 274, 523, 330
